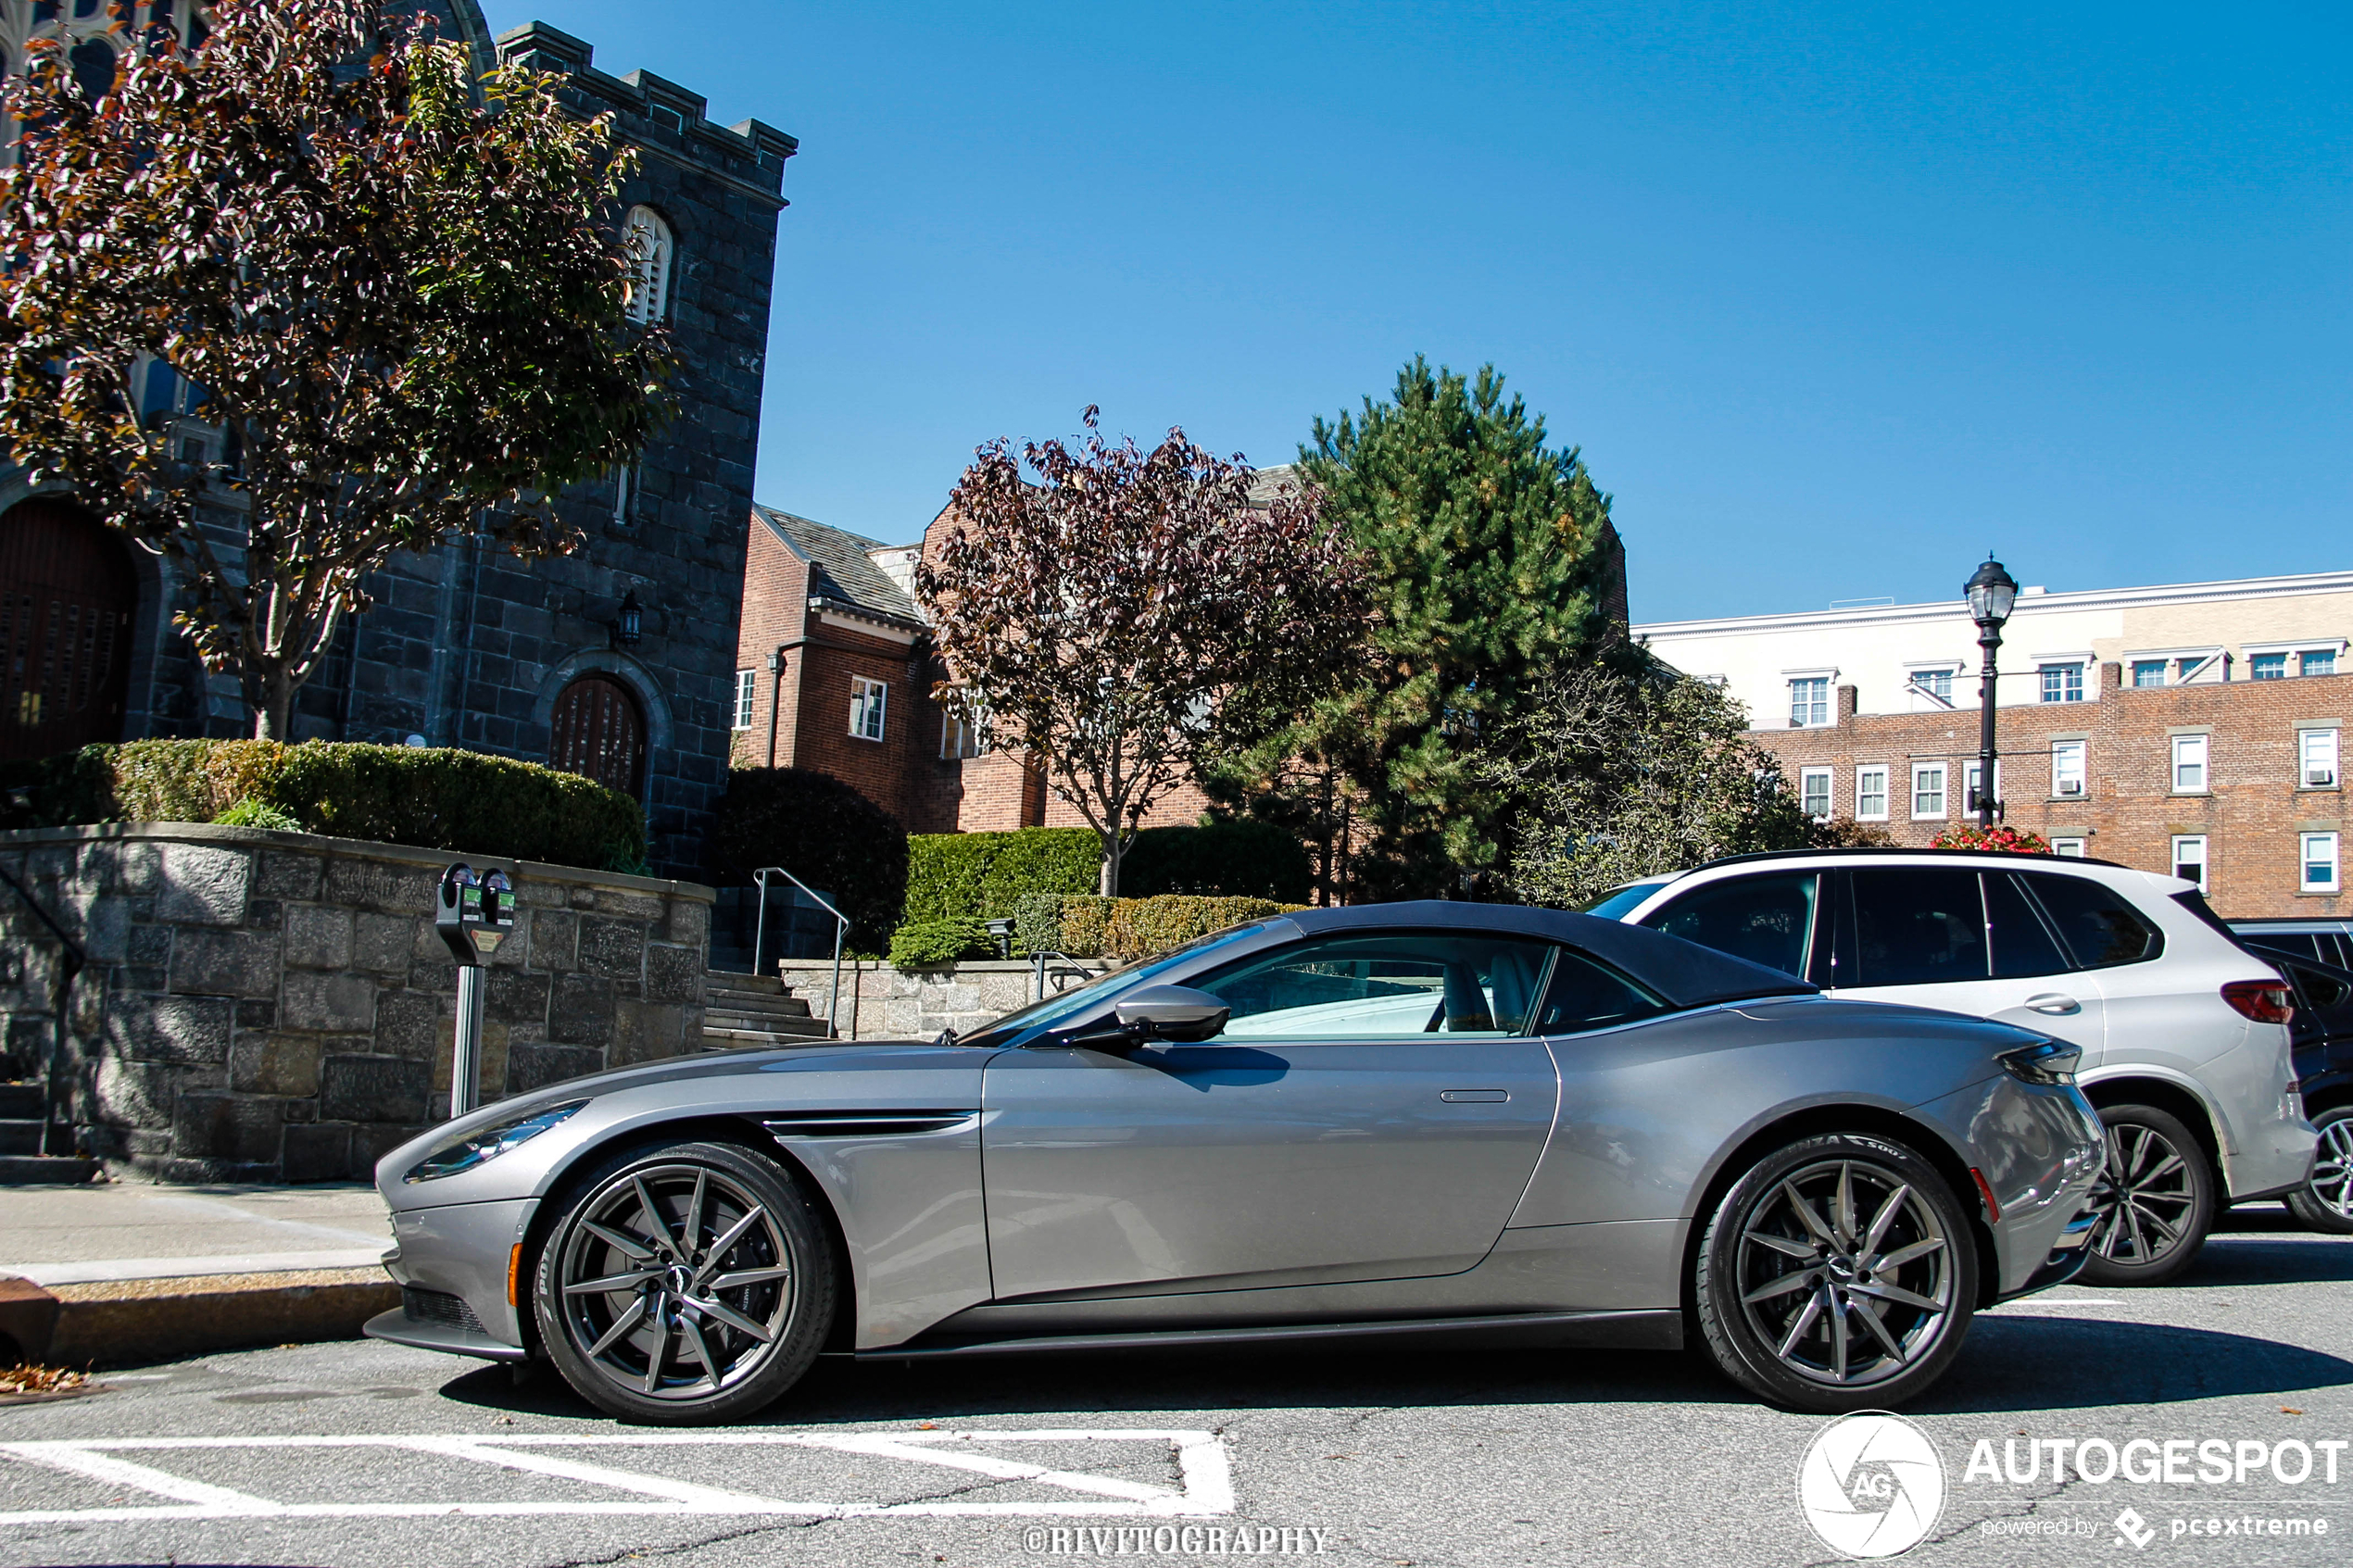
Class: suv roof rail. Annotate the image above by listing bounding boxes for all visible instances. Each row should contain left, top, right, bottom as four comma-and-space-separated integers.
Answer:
1691, 845, 2133, 873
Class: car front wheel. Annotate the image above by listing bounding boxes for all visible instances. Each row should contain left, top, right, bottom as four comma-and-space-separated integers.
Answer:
1692, 1131, 1978, 1412
2077, 1104, 2215, 1286
2284, 1104, 2353, 1236
534, 1139, 836, 1424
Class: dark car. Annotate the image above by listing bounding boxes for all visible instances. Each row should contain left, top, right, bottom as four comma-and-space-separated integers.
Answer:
2258, 952, 2353, 1234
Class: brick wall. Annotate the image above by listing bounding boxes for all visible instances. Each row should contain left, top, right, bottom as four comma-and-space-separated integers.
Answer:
1755, 664, 2352, 917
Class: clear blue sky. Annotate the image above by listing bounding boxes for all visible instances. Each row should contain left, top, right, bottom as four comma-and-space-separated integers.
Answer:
480, 1, 2349, 622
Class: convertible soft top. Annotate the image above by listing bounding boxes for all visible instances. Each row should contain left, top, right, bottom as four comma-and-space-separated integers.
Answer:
1273, 900, 1818, 1010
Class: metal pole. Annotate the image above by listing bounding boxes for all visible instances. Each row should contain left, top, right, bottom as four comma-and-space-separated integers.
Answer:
752, 871, 768, 980
1977, 622, 2002, 828
828, 917, 845, 1040
451, 964, 485, 1118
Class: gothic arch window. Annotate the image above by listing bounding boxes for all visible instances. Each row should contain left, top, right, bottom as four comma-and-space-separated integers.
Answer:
2, 3, 210, 159
0, 497, 135, 762
621, 205, 674, 325
548, 672, 647, 797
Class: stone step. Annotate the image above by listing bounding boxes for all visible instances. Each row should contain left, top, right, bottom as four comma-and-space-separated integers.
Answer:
0, 1155, 99, 1185
705, 969, 787, 997
0, 1083, 44, 1121
707, 1010, 815, 1034
707, 994, 813, 1017
700, 1022, 833, 1047
0, 1122, 43, 1158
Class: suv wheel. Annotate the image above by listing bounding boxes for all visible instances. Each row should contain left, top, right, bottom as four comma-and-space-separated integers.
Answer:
2284, 1105, 2353, 1235
2078, 1105, 2214, 1286
1693, 1132, 1978, 1412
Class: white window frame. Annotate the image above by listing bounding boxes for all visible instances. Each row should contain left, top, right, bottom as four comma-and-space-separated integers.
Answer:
2037, 661, 2086, 704
2171, 834, 2208, 892
1902, 664, 1959, 709
732, 669, 757, 731
2303, 832, 2341, 894
1788, 676, 1831, 729
2248, 652, 2288, 683
941, 706, 991, 760
1855, 765, 1889, 822
2171, 733, 2208, 794
1911, 762, 1947, 821
2130, 659, 2170, 688
1799, 767, 1832, 822
849, 676, 887, 742
2049, 838, 2086, 858
2304, 648, 2339, 679
2302, 728, 2340, 789
2049, 740, 2086, 798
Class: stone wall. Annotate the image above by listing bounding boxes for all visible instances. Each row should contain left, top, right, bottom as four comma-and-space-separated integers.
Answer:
0, 823, 714, 1184
771, 957, 1110, 1042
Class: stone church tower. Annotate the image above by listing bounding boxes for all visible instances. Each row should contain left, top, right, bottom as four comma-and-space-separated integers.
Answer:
0, 2, 795, 877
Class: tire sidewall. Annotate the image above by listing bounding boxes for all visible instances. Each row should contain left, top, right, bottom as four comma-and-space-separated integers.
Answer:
1695, 1131, 1978, 1413
2078, 1103, 2216, 1286
533, 1137, 835, 1424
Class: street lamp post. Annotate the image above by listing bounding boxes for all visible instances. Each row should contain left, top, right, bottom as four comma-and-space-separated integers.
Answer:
1964, 555, 2020, 829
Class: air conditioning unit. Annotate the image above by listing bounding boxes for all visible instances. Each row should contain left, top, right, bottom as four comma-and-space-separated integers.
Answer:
2309, 767, 2338, 788
2057, 779, 2083, 796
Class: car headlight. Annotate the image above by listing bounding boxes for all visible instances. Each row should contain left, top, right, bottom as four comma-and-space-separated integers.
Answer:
1999, 1040, 2082, 1085
404, 1099, 588, 1184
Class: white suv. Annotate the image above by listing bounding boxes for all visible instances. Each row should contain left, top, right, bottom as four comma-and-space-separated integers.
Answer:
1587, 848, 2316, 1286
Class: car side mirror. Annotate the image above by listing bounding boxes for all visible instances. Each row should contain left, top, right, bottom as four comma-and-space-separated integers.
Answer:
1059, 985, 1231, 1050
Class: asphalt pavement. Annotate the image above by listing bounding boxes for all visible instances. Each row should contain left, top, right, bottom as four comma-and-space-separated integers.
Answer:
2, 1206, 2349, 1568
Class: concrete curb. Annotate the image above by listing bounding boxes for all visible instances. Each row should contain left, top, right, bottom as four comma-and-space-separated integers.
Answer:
0, 1268, 398, 1368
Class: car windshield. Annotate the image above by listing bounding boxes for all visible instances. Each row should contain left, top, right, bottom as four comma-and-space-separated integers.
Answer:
1576, 880, 1671, 919
955, 923, 1271, 1050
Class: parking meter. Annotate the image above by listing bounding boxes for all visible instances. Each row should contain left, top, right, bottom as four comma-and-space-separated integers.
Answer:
436, 863, 515, 1118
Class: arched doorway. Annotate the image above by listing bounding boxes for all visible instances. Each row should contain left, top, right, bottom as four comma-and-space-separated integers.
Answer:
0, 498, 136, 762
548, 672, 646, 797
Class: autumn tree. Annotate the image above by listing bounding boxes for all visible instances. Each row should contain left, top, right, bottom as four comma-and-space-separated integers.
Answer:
916, 409, 1367, 895
0, 0, 674, 738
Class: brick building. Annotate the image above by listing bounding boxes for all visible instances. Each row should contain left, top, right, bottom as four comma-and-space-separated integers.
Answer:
0, 5, 795, 877
1636, 571, 2353, 918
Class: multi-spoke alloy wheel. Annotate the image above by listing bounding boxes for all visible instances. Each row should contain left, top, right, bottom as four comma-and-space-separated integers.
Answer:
2076, 1104, 2214, 1286
535, 1141, 834, 1424
2285, 1106, 2353, 1236
1694, 1132, 1977, 1412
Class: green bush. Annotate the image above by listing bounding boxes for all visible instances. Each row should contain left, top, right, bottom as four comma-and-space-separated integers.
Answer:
888, 916, 997, 968
708, 768, 909, 953
902, 827, 1100, 923
212, 797, 300, 832
1, 740, 643, 869
1018, 893, 1303, 961
1122, 820, 1313, 902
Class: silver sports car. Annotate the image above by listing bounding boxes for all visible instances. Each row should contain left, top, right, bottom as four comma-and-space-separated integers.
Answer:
368, 901, 2106, 1420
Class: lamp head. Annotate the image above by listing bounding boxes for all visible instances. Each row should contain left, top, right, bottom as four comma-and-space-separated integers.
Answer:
1965, 555, 2018, 632
612, 588, 644, 647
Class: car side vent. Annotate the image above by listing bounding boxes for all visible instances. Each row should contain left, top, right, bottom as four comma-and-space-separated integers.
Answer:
403, 1286, 484, 1334
762, 1110, 979, 1139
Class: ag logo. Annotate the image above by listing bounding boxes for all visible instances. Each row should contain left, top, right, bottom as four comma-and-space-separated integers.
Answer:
1797, 1411, 1946, 1559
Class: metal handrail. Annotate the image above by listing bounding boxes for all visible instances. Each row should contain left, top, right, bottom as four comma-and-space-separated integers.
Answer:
0, 861, 84, 1157
1029, 948, 1097, 1003
750, 867, 849, 1039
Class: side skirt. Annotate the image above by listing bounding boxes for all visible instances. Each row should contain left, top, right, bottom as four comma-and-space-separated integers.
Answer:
841, 1309, 1683, 1361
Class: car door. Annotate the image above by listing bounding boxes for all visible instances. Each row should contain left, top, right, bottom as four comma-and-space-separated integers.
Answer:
2279, 958, 2353, 1096
979, 929, 1562, 1301
1829, 866, 2108, 1062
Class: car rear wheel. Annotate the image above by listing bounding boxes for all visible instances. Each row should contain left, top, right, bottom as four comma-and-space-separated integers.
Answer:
2077, 1104, 2214, 1286
534, 1139, 835, 1424
1692, 1132, 1978, 1413
2284, 1105, 2353, 1236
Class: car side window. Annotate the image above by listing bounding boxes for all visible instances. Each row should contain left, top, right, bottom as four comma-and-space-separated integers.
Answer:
1641, 872, 1818, 980
2020, 874, 2164, 969
1849, 868, 1989, 987
2243, 933, 2324, 965
1985, 872, 2071, 980
1195, 933, 1557, 1040
1530, 948, 1669, 1035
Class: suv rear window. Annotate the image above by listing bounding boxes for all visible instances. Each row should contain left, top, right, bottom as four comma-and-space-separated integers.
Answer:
2022, 874, 2163, 968
1642, 872, 1818, 980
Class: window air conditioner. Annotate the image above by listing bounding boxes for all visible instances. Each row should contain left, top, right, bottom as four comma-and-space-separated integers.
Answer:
2309, 767, 2338, 788
2057, 779, 2083, 796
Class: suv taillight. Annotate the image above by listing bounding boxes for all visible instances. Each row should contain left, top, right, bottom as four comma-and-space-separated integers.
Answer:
2221, 980, 2296, 1024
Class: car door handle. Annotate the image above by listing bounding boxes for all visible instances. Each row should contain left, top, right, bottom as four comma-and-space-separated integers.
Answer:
2024, 994, 2082, 1015
1440, 1089, 1509, 1103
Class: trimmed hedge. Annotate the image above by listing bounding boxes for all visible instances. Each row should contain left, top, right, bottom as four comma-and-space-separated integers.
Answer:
887, 917, 998, 969
1022, 893, 1306, 962
707, 768, 909, 953
902, 827, 1100, 924
0, 740, 644, 869
1122, 821, 1313, 903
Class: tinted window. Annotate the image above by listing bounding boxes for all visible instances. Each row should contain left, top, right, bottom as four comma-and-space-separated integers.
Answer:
1578, 881, 1670, 919
1532, 949, 1669, 1035
1642, 872, 1818, 980
2028, 875, 2164, 968
1849, 868, 1989, 987
2241, 932, 2326, 965
1985, 872, 2071, 979
1198, 933, 1556, 1039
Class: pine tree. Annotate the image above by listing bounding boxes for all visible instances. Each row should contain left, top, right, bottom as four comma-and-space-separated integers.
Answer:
1284, 356, 1621, 893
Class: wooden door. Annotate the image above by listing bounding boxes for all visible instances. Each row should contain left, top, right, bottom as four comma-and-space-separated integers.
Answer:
0, 498, 136, 763
548, 673, 646, 796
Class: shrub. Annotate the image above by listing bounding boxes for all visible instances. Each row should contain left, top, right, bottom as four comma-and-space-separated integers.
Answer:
707, 768, 909, 952
3, 740, 642, 868
1931, 823, 2052, 855
902, 827, 1100, 923
1104, 896, 1302, 960
212, 797, 301, 832
1811, 815, 1896, 848
888, 917, 997, 968
1121, 820, 1313, 901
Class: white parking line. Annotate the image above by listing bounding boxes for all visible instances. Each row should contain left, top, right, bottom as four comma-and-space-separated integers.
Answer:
0, 1430, 1236, 1525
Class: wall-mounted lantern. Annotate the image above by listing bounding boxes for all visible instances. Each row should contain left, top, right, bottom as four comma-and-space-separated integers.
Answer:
610, 588, 644, 648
